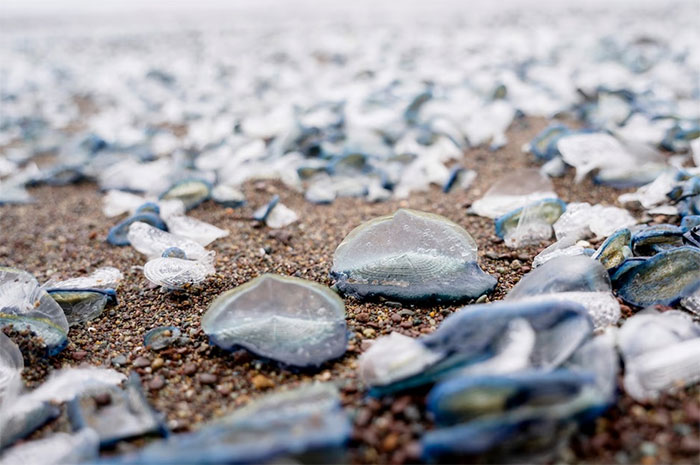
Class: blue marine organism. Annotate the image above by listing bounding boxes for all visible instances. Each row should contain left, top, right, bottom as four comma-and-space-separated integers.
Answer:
630, 224, 684, 256
616, 246, 700, 307
105, 383, 351, 465
144, 326, 182, 350
161, 247, 187, 259
683, 225, 700, 248
202, 274, 347, 367
0, 314, 68, 356
680, 216, 700, 232
592, 228, 631, 270
331, 209, 496, 303
443, 167, 477, 193
252, 195, 280, 222
529, 124, 571, 161
159, 179, 212, 210
107, 213, 167, 246
46, 288, 117, 327
67, 373, 167, 448
494, 198, 566, 240
135, 202, 160, 215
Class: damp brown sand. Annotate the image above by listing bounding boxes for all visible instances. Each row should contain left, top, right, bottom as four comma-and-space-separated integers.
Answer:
1, 117, 698, 464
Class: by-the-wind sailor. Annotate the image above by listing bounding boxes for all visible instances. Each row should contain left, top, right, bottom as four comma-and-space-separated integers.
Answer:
107, 213, 167, 246
67, 373, 167, 447
532, 237, 592, 268
0, 429, 99, 465
360, 299, 592, 393
495, 198, 566, 248
212, 184, 246, 208
421, 370, 607, 461
618, 310, 700, 401
470, 168, 557, 219
506, 256, 612, 300
164, 215, 229, 246
0, 315, 68, 356
0, 332, 23, 403
159, 179, 212, 210
0, 267, 69, 333
144, 326, 182, 350
331, 209, 496, 303
529, 124, 572, 161
253, 196, 299, 229
42, 267, 123, 290
127, 221, 212, 261
144, 257, 214, 290
114, 383, 351, 465
201, 274, 347, 367
46, 289, 117, 326
592, 228, 631, 270
616, 246, 700, 307
630, 224, 684, 256
553, 202, 637, 242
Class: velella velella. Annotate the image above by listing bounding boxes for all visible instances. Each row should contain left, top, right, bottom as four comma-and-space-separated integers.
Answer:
143, 256, 215, 289
528, 124, 572, 161
0, 267, 69, 333
161, 247, 187, 259
553, 202, 637, 242
470, 168, 557, 219
111, 383, 351, 464
46, 289, 117, 326
359, 298, 593, 393
592, 228, 631, 270
144, 326, 182, 350
618, 310, 700, 401
506, 256, 612, 300
0, 315, 68, 356
127, 221, 212, 261
42, 267, 123, 291
107, 213, 167, 246
201, 274, 347, 367
0, 332, 23, 404
421, 370, 610, 461
211, 184, 246, 208
159, 179, 212, 210
331, 209, 496, 303
67, 373, 167, 447
532, 237, 592, 268
630, 224, 684, 256
616, 246, 700, 307
253, 196, 299, 229
0, 429, 99, 465
164, 215, 229, 246
494, 198, 566, 248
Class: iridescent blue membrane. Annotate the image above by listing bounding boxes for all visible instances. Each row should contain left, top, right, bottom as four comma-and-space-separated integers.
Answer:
158, 178, 212, 210
46, 288, 117, 326
616, 246, 700, 307
107, 213, 167, 246
630, 224, 684, 256
0, 314, 68, 356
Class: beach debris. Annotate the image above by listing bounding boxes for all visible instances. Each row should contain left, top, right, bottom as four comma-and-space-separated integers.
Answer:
201, 274, 347, 367
46, 289, 117, 327
471, 169, 557, 219
553, 202, 637, 242
0, 429, 100, 465
144, 326, 182, 350
331, 209, 496, 303
159, 179, 212, 210
0, 267, 69, 334
618, 310, 700, 401
494, 198, 566, 248
67, 373, 167, 447
359, 299, 592, 393
164, 215, 229, 246
615, 246, 700, 307
112, 383, 351, 464
127, 221, 212, 261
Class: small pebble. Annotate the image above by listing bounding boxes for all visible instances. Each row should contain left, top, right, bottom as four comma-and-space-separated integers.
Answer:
149, 375, 165, 391
251, 374, 275, 390
133, 356, 150, 368
198, 373, 218, 385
